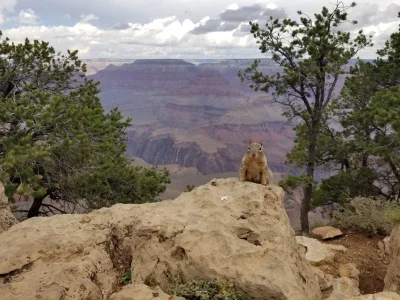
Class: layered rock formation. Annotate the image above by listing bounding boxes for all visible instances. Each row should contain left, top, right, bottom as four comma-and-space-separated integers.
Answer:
0, 178, 321, 300
91, 59, 294, 176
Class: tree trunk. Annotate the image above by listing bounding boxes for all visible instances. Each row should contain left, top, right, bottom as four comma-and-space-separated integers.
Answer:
27, 196, 44, 218
301, 181, 313, 236
301, 122, 318, 236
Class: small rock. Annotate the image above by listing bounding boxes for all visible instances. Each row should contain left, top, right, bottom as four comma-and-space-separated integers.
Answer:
295, 236, 346, 266
384, 236, 391, 255
312, 226, 343, 240
326, 277, 360, 300
379, 237, 391, 256
348, 291, 400, 299
378, 241, 385, 253
312, 266, 334, 291
339, 263, 360, 282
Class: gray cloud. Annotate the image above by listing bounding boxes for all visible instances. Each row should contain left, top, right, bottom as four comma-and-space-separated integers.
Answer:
12, 0, 240, 26
191, 4, 287, 35
191, 19, 240, 34
113, 22, 130, 30
232, 23, 252, 37
340, 3, 400, 30
219, 4, 261, 22
262, 8, 287, 19
220, 5, 287, 22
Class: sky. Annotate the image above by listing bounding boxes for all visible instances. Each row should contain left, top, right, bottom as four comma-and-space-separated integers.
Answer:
0, 0, 399, 59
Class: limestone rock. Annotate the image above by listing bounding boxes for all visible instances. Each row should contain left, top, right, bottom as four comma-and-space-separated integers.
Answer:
384, 236, 392, 255
312, 226, 343, 240
0, 183, 18, 234
379, 240, 385, 253
0, 178, 321, 300
385, 226, 400, 293
313, 266, 334, 291
295, 236, 346, 266
327, 277, 360, 300
339, 263, 360, 282
109, 284, 183, 300
379, 237, 391, 256
349, 292, 400, 299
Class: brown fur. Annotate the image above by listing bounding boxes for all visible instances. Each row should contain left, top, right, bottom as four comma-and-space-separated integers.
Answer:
239, 139, 273, 185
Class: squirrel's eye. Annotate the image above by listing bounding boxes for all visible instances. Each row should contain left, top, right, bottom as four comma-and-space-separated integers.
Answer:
259, 147, 262, 151
247, 148, 250, 151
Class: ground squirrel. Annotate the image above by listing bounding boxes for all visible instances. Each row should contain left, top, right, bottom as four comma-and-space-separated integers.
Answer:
239, 139, 273, 185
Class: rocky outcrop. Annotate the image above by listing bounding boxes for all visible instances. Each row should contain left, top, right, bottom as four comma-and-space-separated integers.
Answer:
159, 103, 228, 128
110, 284, 183, 300
0, 183, 18, 234
92, 59, 200, 92
0, 178, 321, 300
385, 226, 400, 293
325, 263, 361, 300
126, 132, 239, 174
313, 266, 334, 292
350, 292, 400, 299
327, 276, 360, 300
126, 123, 294, 175
295, 236, 347, 266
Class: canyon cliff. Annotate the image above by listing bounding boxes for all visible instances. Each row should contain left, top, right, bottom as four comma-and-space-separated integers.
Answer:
90, 59, 295, 176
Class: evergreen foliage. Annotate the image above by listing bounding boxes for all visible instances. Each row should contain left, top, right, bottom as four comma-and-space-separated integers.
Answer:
239, 1, 372, 234
0, 31, 170, 217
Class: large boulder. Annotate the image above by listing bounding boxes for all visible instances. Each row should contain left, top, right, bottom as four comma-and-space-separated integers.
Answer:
0, 183, 18, 234
385, 225, 400, 293
0, 178, 321, 300
349, 292, 400, 299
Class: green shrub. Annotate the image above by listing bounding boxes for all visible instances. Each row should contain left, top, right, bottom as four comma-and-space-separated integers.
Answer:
120, 269, 132, 285
173, 278, 246, 300
331, 197, 400, 235
184, 185, 195, 192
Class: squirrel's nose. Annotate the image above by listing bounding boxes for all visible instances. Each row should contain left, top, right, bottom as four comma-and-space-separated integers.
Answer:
251, 154, 256, 157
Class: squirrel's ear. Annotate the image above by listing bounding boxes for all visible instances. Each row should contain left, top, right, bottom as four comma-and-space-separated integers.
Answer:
259, 139, 263, 145
248, 138, 252, 145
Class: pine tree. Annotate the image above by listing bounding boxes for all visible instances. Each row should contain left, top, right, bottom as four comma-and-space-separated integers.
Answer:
0, 32, 170, 217
287, 12, 400, 207
239, 2, 372, 234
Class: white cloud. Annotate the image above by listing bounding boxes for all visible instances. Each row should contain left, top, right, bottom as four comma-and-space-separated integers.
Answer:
0, 0, 16, 24
80, 13, 99, 23
18, 8, 39, 25
226, 3, 239, 10
1, 2, 399, 59
265, 3, 278, 10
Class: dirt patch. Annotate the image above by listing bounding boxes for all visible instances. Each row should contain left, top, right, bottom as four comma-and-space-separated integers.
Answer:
325, 232, 390, 294
106, 233, 133, 293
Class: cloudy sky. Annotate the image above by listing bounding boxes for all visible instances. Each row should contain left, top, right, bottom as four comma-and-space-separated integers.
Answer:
0, 0, 399, 59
